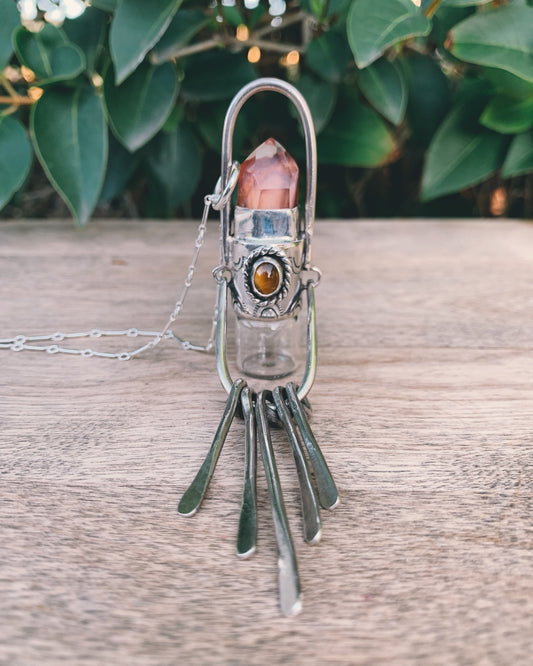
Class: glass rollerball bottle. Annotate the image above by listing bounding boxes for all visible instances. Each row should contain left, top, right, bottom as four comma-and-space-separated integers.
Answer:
230, 137, 304, 380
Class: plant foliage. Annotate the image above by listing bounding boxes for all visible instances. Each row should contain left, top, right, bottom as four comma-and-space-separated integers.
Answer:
1, 0, 533, 223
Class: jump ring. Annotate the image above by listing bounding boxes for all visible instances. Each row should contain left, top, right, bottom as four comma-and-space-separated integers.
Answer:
212, 265, 232, 284
208, 162, 240, 211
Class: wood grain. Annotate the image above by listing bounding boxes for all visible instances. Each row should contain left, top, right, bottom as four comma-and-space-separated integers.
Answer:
1, 219, 533, 665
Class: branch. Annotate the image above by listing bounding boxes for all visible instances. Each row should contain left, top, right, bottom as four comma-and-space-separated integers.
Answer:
150, 37, 222, 63
254, 10, 307, 38
424, 0, 443, 18
0, 73, 18, 98
150, 10, 309, 64
0, 73, 37, 110
0, 94, 34, 106
235, 38, 304, 54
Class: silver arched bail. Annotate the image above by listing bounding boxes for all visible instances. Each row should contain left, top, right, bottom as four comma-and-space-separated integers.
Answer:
220, 77, 317, 269
215, 78, 319, 402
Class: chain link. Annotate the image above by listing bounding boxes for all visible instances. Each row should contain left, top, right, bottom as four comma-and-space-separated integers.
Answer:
0, 165, 240, 361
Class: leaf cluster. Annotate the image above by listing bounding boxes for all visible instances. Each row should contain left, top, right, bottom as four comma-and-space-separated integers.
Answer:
0, 0, 532, 223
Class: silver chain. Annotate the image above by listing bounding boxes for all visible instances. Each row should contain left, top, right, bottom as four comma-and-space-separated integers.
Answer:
0, 164, 240, 361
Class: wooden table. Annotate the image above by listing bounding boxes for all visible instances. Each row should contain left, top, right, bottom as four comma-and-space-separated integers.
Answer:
1, 219, 533, 665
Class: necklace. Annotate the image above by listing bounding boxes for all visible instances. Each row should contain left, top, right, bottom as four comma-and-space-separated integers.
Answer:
0, 178, 233, 359
1, 78, 339, 617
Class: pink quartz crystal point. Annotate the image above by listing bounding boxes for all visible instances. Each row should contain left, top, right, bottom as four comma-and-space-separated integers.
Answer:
237, 137, 299, 210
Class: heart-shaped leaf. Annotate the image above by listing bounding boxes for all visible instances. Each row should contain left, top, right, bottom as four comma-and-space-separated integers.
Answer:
421, 98, 508, 201
450, 5, 533, 83
317, 89, 396, 166
347, 0, 431, 68
0, 115, 32, 209
103, 61, 178, 152
110, 0, 183, 84
0, 0, 20, 69
31, 85, 107, 225
358, 58, 407, 125
502, 130, 533, 178
13, 24, 85, 84
481, 96, 533, 134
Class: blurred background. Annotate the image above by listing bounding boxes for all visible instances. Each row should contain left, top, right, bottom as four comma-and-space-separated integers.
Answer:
0, 0, 532, 225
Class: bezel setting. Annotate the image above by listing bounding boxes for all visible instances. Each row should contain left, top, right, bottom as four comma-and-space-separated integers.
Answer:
243, 246, 291, 305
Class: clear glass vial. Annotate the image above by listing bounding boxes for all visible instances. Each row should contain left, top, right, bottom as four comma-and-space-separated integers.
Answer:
236, 314, 301, 380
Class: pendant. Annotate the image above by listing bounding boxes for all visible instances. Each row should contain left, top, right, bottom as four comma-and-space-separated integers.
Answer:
177, 78, 339, 616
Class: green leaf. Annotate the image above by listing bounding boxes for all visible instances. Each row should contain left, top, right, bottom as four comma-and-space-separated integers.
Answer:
421, 99, 508, 201
401, 51, 451, 147
90, 0, 118, 10
151, 9, 208, 63
161, 104, 183, 133
317, 89, 396, 166
294, 75, 337, 134
481, 95, 533, 134
450, 5, 533, 83
484, 67, 533, 100
358, 58, 407, 125
181, 50, 255, 101
441, 0, 491, 6
144, 122, 202, 215
103, 61, 178, 152
502, 130, 533, 177
327, 0, 352, 15
110, 0, 183, 84
13, 24, 85, 84
31, 85, 107, 225
63, 6, 109, 73
99, 132, 140, 203
306, 31, 352, 83
347, 0, 431, 68
196, 100, 251, 155
0, 0, 20, 69
309, 0, 328, 18
0, 115, 32, 209
219, 4, 243, 27
431, 5, 473, 49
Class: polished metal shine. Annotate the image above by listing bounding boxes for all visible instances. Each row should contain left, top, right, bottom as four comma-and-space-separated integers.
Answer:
177, 78, 339, 616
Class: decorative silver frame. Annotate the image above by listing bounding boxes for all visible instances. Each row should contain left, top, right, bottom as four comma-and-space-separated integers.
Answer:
214, 78, 318, 402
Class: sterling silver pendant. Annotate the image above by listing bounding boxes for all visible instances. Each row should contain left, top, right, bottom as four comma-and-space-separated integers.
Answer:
177, 78, 339, 616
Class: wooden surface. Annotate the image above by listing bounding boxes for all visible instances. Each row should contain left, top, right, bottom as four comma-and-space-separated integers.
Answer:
1, 219, 533, 665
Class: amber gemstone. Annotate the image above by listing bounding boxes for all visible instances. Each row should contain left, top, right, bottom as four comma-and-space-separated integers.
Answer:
237, 138, 299, 210
253, 260, 280, 296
